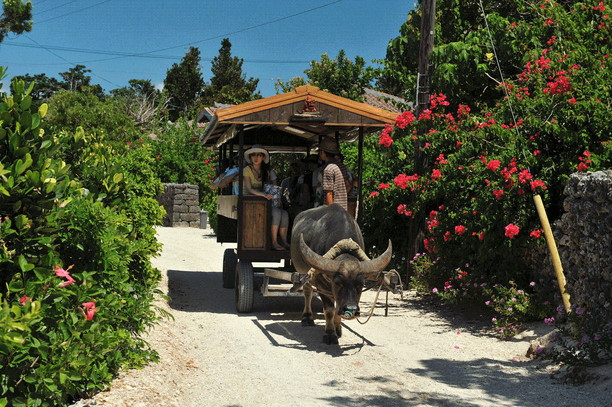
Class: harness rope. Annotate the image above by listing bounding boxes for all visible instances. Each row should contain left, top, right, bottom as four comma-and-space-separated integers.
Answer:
304, 239, 403, 325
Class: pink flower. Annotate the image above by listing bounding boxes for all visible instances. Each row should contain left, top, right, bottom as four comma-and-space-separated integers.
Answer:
432, 288, 438, 293
59, 275, 76, 287
82, 301, 99, 321
19, 295, 30, 305
505, 223, 520, 239
54, 266, 70, 278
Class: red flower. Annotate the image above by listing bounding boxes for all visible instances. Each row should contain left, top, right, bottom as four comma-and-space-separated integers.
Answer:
431, 169, 442, 180
378, 132, 394, 147
395, 111, 416, 129
577, 162, 589, 171
397, 204, 412, 217
369, 191, 379, 197
533, 150, 541, 156
19, 295, 30, 305
544, 19, 554, 26
530, 229, 543, 239
443, 231, 452, 241
378, 183, 390, 189
82, 301, 99, 321
454, 225, 467, 235
486, 160, 501, 172
493, 189, 504, 200
504, 223, 520, 239
530, 179, 547, 191
518, 169, 533, 184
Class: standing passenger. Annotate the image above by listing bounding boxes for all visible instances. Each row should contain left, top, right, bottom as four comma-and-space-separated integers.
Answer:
318, 137, 348, 211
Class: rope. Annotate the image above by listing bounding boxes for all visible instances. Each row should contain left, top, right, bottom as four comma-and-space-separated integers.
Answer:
356, 269, 404, 325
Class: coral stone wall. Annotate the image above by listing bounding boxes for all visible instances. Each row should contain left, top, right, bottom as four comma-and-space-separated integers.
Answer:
158, 183, 200, 227
554, 170, 611, 312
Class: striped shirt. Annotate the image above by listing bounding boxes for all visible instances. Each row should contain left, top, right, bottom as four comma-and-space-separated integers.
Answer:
322, 163, 348, 211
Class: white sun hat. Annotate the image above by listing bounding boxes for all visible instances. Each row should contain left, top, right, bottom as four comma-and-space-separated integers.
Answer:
244, 144, 270, 164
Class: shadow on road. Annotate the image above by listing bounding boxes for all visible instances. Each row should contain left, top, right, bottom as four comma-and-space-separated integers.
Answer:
313, 357, 553, 407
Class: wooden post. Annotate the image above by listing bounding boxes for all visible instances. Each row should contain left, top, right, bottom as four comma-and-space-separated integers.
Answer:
409, 0, 437, 261
533, 194, 571, 312
357, 126, 364, 225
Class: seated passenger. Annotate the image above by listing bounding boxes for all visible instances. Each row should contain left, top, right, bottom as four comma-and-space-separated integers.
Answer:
243, 145, 290, 251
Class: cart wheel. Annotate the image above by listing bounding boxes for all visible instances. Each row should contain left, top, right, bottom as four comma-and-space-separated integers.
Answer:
235, 261, 254, 313
222, 248, 238, 288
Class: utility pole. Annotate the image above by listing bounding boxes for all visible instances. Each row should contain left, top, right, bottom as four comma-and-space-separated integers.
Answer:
409, 0, 436, 261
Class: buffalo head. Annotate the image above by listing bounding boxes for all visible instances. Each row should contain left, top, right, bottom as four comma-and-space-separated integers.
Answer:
298, 234, 392, 319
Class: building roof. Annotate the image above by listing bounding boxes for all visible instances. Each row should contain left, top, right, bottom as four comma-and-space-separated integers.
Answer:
198, 85, 400, 150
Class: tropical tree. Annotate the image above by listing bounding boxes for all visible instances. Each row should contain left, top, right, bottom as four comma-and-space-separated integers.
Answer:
163, 46, 205, 121
378, 0, 528, 107
0, 0, 32, 42
58, 64, 104, 97
200, 38, 260, 106
46, 88, 141, 144
110, 79, 167, 128
275, 50, 376, 101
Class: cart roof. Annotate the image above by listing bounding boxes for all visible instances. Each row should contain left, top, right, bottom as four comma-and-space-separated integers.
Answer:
199, 85, 399, 151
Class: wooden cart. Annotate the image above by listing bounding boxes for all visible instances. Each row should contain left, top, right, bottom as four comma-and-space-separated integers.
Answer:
199, 86, 399, 313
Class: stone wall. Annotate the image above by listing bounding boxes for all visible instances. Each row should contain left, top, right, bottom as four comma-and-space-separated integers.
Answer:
553, 170, 611, 312
158, 183, 200, 227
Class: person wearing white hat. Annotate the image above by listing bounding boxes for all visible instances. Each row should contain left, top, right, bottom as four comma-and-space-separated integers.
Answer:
243, 145, 290, 250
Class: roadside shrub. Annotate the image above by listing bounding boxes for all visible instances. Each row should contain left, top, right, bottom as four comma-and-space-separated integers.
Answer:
1, 71, 163, 405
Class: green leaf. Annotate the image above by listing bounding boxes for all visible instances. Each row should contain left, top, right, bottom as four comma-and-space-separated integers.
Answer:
31, 113, 40, 129
18, 255, 34, 272
113, 173, 123, 183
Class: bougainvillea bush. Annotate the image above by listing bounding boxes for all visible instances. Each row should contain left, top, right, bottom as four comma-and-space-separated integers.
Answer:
0, 73, 164, 406
362, 0, 611, 335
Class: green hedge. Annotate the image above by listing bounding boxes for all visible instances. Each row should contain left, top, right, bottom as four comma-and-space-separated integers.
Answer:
0, 70, 164, 406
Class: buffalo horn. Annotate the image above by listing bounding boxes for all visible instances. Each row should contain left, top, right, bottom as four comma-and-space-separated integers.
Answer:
299, 234, 342, 274
358, 239, 393, 277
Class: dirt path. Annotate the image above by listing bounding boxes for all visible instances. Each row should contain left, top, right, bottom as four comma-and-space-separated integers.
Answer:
75, 226, 611, 407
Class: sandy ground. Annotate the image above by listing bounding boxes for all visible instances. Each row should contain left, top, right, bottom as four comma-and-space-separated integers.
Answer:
73, 226, 611, 407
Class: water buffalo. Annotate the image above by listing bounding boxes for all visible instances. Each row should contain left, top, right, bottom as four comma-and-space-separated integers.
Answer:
290, 204, 392, 344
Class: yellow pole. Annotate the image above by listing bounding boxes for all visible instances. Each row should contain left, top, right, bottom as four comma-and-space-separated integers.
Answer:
533, 194, 571, 312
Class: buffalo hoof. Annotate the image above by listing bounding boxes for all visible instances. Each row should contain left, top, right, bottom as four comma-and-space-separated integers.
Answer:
301, 314, 315, 326
323, 333, 339, 345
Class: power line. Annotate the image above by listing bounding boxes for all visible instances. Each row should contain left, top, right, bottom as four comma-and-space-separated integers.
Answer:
2, 41, 312, 64
37, 0, 114, 24
30, 0, 344, 64
24, 34, 122, 88
36, 0, 80, 16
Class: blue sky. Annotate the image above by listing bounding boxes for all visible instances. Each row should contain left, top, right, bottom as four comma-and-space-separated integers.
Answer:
0, 0, 414, 97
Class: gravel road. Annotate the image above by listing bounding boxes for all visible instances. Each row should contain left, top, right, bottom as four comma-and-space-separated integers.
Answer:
75, 226, 611, 407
